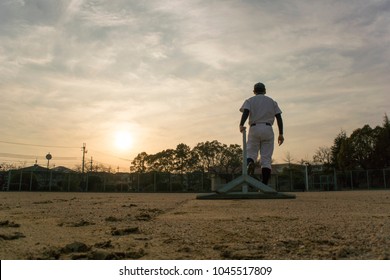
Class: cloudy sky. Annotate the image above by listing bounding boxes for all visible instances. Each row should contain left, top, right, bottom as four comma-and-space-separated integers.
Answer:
0, 0, 389, 171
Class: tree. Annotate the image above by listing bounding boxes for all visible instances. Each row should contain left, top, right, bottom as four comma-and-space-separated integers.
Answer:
327, 114, 390, 170
283, 151, 295, 165
192, 140, 225, 172
330, 130, 348, 169
0, 162, 18, 171
337, 137, 355, 170
174, 143, 197, 173
147, 149, 176, 172
372, 114, 390, 168
219, 144, 242, 175
313, 146, 332, 167
349, 125, 376, 169
130, 152, 149, 173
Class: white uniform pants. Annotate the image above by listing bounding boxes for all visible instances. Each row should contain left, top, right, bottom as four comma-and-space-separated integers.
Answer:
247, 124, 274, 169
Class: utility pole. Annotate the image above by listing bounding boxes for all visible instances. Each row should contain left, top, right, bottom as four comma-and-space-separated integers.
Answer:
81, 143, 87, 174
90, 157, 93, 172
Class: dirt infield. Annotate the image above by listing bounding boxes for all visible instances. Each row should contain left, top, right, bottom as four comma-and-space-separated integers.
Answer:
0, 190, 389, 260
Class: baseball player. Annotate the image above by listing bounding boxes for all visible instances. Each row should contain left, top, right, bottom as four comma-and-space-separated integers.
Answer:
239, 82, 284, 185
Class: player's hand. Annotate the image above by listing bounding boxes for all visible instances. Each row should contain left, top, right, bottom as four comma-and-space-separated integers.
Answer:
278, 134, 284, 145
239, 125, 246, 133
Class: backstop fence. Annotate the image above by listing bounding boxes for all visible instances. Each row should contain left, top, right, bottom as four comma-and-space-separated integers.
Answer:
1, 168, 389, 193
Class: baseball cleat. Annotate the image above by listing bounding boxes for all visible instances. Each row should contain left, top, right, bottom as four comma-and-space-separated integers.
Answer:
247, 162, 255, 176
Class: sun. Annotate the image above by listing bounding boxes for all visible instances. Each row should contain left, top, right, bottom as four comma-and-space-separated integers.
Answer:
114, 130, 133, 151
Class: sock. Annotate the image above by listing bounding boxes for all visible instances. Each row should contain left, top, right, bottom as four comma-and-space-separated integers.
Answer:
262, 168, 271, 185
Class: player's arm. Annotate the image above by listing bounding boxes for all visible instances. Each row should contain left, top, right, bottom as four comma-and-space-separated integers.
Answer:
275, 113, 284, 145
239, 109, 249, 132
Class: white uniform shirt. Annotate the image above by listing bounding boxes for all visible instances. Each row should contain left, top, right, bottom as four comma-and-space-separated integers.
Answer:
240, 94, 282, 125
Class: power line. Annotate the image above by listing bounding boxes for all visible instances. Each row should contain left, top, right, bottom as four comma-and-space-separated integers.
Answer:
88, 149, 132, 162
0, 140, 79, 149
0, 142, 131, 171
0, 152, 79, 160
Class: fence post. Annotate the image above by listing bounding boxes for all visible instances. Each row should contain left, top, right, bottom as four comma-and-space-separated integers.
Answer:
154, 172, 157, 192
169, 173, 172, 192
367, 170, 370, 189
350, 171, 354, 190
7, 170, 12, 191
137, 173, 140, 192
304, 164, 309, 192
201, 172, 204, 191
49, 170, 53, 191
19, 170, 23, 191
30, 171, 33, 191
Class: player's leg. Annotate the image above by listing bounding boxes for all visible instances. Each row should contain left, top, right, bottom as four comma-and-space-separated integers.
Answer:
259, 127, 274, 185
246, 128, 260, 175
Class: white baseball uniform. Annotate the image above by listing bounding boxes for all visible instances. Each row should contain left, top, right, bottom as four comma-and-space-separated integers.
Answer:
240, 94, 282, 169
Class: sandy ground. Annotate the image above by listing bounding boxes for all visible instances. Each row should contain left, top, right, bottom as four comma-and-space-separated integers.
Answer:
0, 190, 389, 260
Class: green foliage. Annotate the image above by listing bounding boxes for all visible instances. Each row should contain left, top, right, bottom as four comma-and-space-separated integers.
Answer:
324, 114, 390, 170
130, 140, 243, 175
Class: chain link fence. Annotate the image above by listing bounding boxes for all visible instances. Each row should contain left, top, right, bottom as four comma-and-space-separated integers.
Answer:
0, 170, 213, 192
1, 168, 389, 192
309, 169, 390, 191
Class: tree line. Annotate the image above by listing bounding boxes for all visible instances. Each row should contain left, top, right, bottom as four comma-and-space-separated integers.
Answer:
313, 114, 390, 170
130, 141, 242, 175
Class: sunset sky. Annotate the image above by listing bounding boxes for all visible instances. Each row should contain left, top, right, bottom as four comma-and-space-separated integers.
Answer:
1, 0, 389, 171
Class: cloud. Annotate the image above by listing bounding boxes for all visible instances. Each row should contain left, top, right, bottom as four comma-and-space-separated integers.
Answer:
0, 0, 389, 168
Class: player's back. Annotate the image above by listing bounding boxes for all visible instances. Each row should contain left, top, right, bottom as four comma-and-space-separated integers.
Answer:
246, 94, 280, 125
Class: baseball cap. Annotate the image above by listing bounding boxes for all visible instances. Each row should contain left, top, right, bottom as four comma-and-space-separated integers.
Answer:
254, 82, 266, 93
